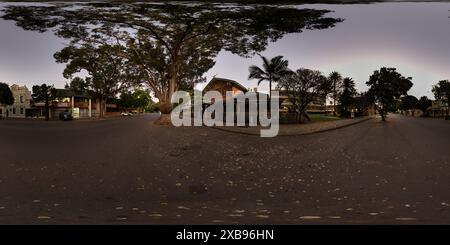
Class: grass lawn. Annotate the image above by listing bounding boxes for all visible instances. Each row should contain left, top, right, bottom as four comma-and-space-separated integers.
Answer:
309, 113, 341, 122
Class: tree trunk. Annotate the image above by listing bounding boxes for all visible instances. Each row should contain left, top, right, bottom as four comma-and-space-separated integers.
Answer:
297, 105, 311, 123
96, 100, 101, 118
297, 111, 311, 123
154, 57, 179, 125
333, 81, 337, 116
302, 111, 311, 122
154, 96, 173, 125
102, 99, 107, 117
376, 104, 387, 121
154, 112, 172, 125
380, 110, 386, 121
44, 99, 50, 121
99, 99, 103, 118
269, 79, 272, 99
95, 97, 107, 118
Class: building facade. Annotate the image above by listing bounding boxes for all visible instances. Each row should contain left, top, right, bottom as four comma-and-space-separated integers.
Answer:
278, 93, 327, 113
427, 100, 449, 118
203, 77, 248, 101
31, 89, 119, 119
0, 84, 32, 118
202, 78, 329, 113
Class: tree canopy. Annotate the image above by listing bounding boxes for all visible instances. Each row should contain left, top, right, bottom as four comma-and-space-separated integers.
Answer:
338, 77, 357, 117
417, 96, 432, 115
65, 77, 88, 94
400, 95, 419, 111
2, 2, 342, 120
119, 87, 153, 112
328, 71, 342, 115
277, 68, 331, 122
366, 67, 413, 121
0, 82, 14, 106
248, 55, 292, 98
54, 44, 138, 117
432, 80, 450, 106
32, 84, 57, 121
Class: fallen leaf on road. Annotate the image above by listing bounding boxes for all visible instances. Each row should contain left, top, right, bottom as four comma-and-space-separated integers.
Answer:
148, 214, 163, 217
116, 216, 128, 221
228, 214, 244, 217
395, 217, 417, 221
300, 216, 321, 220
328, 216, 341, 219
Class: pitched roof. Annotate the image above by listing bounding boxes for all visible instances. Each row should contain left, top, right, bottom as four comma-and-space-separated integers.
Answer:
55, 89, 91, 98
203, 77, 248, 93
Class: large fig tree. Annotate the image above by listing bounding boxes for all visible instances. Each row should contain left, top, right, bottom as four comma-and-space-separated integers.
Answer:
2, 2, 342, 123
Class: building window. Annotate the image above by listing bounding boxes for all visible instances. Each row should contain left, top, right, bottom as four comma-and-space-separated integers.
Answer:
20, 95, 24, 103
12, 108, 16, 115
20, 107, 24, 115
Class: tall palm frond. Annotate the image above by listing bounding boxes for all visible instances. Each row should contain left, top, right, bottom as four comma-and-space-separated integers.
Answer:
248, 65, 269, 86
248, 55, 291, 98
328, 71, 343, 115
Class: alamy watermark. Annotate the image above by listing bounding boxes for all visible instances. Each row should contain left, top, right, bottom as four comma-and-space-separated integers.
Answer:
171, 90, 280, 137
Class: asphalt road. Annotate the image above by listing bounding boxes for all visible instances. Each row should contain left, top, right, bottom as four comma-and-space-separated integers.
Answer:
0, 114, 449, 224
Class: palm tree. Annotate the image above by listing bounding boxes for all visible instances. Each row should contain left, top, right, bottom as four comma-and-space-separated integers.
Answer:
339, 77, 357, 117
328, 71, 343, 115
248, 55, 291, 99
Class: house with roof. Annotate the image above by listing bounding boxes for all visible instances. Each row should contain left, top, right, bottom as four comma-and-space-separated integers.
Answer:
202, 77, 328, 113
427, 99, 449, 118
31, 88, 119, 119
201, 77, 333, 124
202, 77, 248, 101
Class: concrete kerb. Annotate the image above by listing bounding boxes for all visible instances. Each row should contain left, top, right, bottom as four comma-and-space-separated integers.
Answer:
207, 116, 374, 137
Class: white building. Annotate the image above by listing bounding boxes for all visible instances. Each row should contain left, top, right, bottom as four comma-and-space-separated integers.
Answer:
0, 84, 32, 118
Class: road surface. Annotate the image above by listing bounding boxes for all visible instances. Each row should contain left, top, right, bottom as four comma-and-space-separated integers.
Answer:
0, 114, 449, 224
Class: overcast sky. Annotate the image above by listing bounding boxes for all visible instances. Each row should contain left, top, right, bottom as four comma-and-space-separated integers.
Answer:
1, 2, 450, 99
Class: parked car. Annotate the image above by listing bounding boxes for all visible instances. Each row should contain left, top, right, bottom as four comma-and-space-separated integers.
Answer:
121, 112, 133, 116
59, 111, 73, 121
